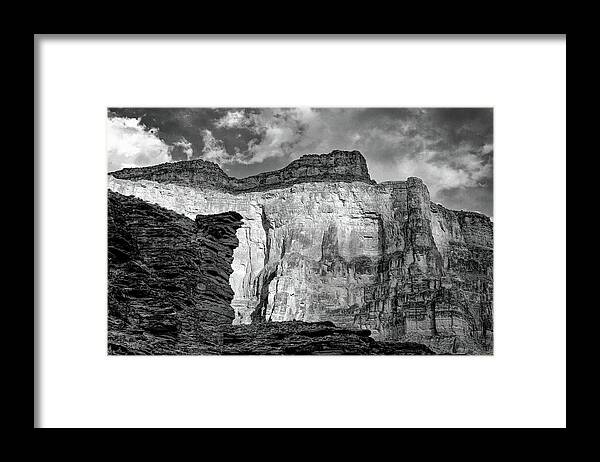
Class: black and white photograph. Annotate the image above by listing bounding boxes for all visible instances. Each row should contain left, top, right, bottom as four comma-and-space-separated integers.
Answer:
35, 35, 566, 429
107, 108, 494, 355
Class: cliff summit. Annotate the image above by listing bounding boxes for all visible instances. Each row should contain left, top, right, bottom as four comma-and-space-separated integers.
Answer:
110, 150, 374, 193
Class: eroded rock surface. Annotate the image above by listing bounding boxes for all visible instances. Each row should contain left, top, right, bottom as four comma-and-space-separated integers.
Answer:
108, 150, 493, 354
108, 191, 434, 355
219, 321, 434, 355
110, 149, 373, 193
108, 191, 243, 354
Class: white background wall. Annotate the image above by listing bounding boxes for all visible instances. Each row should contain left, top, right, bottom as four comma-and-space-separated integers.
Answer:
36, 35, 566, 428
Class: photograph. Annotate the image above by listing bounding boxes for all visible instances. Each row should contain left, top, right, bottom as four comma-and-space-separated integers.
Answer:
35, 35, 566, 429
107, 107, 493, 355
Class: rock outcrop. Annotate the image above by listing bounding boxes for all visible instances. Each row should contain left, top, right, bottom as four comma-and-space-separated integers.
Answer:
219, 321, 434, 355
108, 191, 243, 354
108, 150, 493, 354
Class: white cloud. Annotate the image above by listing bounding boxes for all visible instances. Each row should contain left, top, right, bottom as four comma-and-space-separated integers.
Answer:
241, 107, 320, 163
394, 148, 492, 197
201, 129, 230, 165
208, 108, 321, 165
107, 117, 171, 171
173, 137, 194, 160
215, 110, 248, 129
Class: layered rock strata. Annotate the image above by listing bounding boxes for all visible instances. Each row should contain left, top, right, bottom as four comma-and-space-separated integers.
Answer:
108, 191, 433, 355
111, 149, 373, 192
108, 191, 243, 354
108, 150, 493, 354
219, 321, 434, 355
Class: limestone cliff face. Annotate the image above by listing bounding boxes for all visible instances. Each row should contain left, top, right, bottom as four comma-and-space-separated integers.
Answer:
108, 191, 434, 355
108, 150, 493, 354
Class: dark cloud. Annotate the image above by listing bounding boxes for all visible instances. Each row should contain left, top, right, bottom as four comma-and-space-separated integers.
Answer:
211, 127, 259, 157
107, 107, 493, 216
436, 177, 494, 217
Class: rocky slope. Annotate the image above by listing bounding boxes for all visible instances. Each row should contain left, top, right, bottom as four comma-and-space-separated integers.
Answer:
108, 191, 434, 355
108, 150, 493, 354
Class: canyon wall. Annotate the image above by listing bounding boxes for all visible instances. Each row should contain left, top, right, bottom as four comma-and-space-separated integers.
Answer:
108, 191, 433, 355
108, 150, 493, 353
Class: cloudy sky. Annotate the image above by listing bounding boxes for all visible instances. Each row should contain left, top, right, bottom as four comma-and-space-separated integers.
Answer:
107, 108, 493, 216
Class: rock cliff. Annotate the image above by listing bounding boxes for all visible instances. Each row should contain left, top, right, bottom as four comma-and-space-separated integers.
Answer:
108, 150, 493, 354
108, 191, 433, 355
108, 191, 243, 354
110, 149, 373, 192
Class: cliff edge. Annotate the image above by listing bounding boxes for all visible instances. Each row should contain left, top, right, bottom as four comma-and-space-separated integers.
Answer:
110, 150, 373, 193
